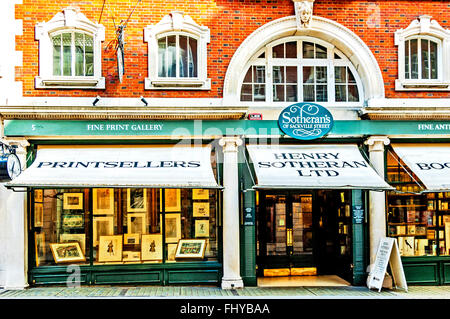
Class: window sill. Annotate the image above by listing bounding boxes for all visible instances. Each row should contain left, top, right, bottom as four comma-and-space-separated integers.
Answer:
395, 79, 450, 91
35, 76, 106, 89
145, 78, 211, 90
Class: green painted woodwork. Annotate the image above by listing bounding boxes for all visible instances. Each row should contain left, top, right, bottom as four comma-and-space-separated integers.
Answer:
5, 119, 450, 137
166, 269, 221, 284
351, 189, 366, 286
92, 271, 162, 285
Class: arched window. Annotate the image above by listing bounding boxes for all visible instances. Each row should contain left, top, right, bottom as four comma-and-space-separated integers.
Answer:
239, 37, 363, 104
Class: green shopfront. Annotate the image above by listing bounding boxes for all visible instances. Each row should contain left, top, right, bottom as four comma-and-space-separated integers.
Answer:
3, 119, 450, 287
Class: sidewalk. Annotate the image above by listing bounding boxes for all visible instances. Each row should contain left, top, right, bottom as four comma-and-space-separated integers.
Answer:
0, 285, 449, 299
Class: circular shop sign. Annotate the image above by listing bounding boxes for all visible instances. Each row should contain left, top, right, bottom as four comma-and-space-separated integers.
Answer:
278, 102, 334, 140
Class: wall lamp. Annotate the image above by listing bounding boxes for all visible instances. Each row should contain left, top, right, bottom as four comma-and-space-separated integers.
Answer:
92, 95, 101, 106
141, 96, 148, 106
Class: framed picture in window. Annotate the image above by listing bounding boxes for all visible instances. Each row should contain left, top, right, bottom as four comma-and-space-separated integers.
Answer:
34, 203, 44, 227
62, 214, 84, 229
195, 219, 209, 238
127, 213, 147, 234
161, 213, 181, 243
123, 251, 141, 262
34, 232, 45, 267
50, 242, 86, 264
160, 189, 181, 212
166, 243, 178, 262
141, 234, 163, 261
193, 202, 210, 217
93, 216, 114, 247
192, 189, 209, 200
93, 188, 114, 215
127, 188, 147, 212
34, 189, 43, 203
60, 233, 86, 255
98, 235, 123, 263
175, 239, 206, 259
63, 193, 83, 210
124, 233, 141, 245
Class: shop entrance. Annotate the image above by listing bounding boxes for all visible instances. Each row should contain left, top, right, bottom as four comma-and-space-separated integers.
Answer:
256, 190, 353, 282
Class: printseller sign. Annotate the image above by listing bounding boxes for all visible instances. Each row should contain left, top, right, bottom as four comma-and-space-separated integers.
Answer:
278, 102, 333, 140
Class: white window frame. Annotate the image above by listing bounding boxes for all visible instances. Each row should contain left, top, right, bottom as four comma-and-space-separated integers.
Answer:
395, 15, 450, 91
34, 7, 105, 89
144, 11, 210, 90
238, 36, 364, 107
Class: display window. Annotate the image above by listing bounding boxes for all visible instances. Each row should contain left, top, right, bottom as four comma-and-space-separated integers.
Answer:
31, 188, 219, 267
386, 151, 450, 257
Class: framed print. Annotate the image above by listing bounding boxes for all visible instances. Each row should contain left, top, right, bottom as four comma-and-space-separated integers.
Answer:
62, 214, 84, 229
34, 233, 45, 267
63, 193, 83, 210
160, 189, 181, 212
127, 188, 147, 212
195, 219, 209, 238
93, 216, 114, 246
124, 233, 141, 245
175, 239, 206, 259
60, 233, 86, 255
166, 243, 178, 262
416, 226, 426, 236
127, 213, 146, 234
446, 222, 450, 255
93, 188, 114, 215
98, 235, 123, 262
141, 234, 163, 261
123, 251, 141, 262
193, 202, 210, 217
50, 242, 85, 264
192, 189, 209, 200
34, 189, 43, 203
162, 213, 181, 243
34, 203, 44, 227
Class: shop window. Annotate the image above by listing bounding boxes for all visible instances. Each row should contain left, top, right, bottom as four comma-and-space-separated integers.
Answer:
144, 12, 210, 90
386, 151, 450, 257
239, 38, 363, 104
31, 188, 219, 267
34, 7, 105, 89
394, 15, 450, 91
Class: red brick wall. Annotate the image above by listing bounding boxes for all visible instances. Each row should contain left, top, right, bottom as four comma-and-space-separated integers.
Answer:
15, 0, 450, 99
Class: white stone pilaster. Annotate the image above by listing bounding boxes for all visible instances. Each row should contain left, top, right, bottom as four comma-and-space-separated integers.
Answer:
219, 136, 244, 289
0, 138, 29, 289
364, 136, 390, 269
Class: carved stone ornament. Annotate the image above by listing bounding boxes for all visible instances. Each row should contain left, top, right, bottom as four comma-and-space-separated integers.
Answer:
293, 0, 315, 29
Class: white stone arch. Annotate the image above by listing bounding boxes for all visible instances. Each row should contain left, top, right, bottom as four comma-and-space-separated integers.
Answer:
223, 15, 385, 105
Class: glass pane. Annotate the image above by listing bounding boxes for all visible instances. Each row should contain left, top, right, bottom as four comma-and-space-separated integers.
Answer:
52, 35, 61, 76
254, 66, 265, 83
315, 44, 327, 59
286, 66, 297, 83
316, 85, 328, 102
253, 84, 266, 101
335, 66, 346, 83
302, 42, 314, 59
85, 35, 94, 76
167, 35, 176, 77
334, 53, 341, 59
189, 37, 198, 77
158, 37, 167, 77
240, 84, 253, 101
258, 52, 265, 58
430, 41, 438, 79
272, 43, 284, 58
303, 66, 314, 83
286, 85, 297, 102
348, 85, 359, 102
335, 84, 347, 102
292, 195, 313, 254
243, 67, 252, 83
303, 85, 315, 102
285, 41, 297, 58
179, 35, 188, 78
273, 66, 284, 84
316, 66, 327, 83
348, 68, 357, 83
75, 33, 84, 76
410, 39, 418, 79
405, 40, 410, 79
62, 33, 72, 76
421, 39, 429, 79
263, 196, 286, 256
273, 85, 285, 102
